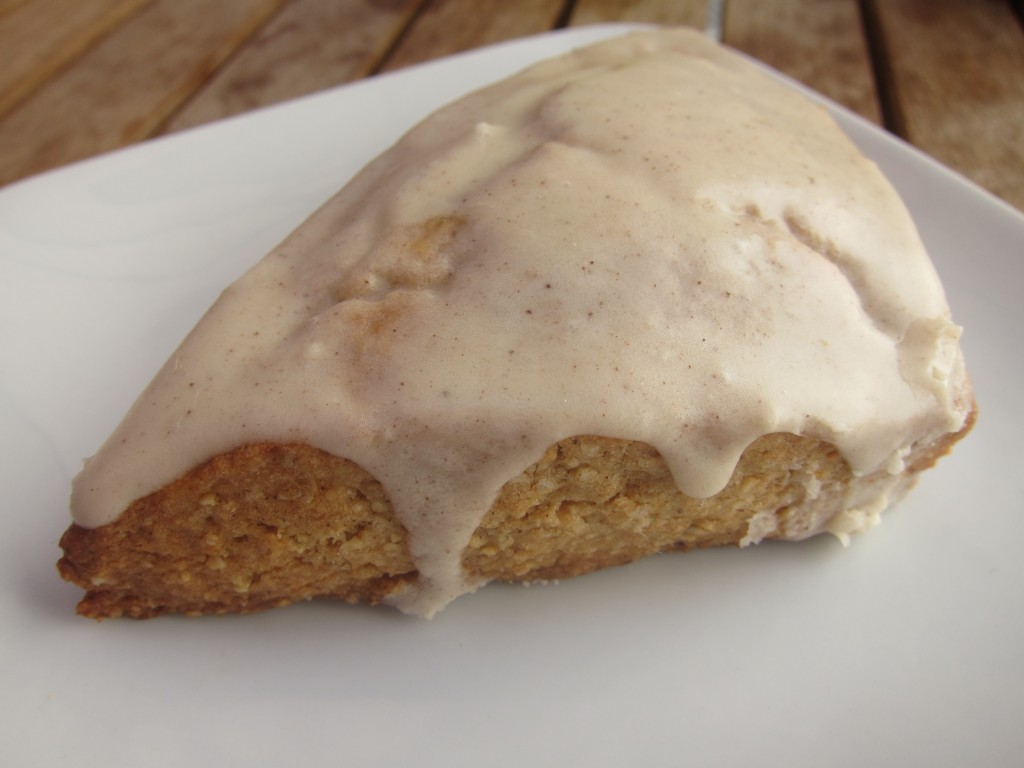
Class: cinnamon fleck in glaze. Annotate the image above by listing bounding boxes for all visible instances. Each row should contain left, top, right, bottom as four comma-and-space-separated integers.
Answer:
70, 29, 972, 616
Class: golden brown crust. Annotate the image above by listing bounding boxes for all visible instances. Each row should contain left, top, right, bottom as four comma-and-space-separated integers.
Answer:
463, 432, 851, 582
58, 412, 974, 620
58, 443, 417, 618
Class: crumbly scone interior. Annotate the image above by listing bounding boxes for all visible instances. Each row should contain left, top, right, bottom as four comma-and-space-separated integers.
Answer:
59, 444, 416, 618
58, 420, 971, 620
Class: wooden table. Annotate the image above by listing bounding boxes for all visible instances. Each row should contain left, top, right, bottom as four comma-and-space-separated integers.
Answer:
1, 0, 1022, 211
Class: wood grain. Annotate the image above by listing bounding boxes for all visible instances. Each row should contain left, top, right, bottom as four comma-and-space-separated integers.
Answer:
164, 0, 428, 134
0, 0, 285, 186
0, 0, 153, 120
569, 0, 708, 28
0, 0, 38, 18
379, 0, 566, 72
866, 0, 1024, 209
723, 0, 880, 123
0, 0, 1019, 209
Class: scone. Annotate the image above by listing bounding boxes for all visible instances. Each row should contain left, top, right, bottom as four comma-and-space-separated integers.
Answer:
57, 28, 975, 619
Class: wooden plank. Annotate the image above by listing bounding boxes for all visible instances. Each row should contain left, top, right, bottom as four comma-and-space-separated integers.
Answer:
0, 0, 286, 187
724, 0, 881, 123
379, 0, 566, 73
0, 0, 36, 18
164, 0, 428, 134
867, 0, 1024, 210
0, 0, 153, 120
569, 0, 707, 28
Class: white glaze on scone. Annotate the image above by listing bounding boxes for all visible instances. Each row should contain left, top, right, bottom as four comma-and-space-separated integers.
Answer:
70, 29, 972, 616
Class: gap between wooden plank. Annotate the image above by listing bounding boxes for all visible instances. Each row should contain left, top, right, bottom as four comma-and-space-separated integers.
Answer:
0, 0, 155, 121
568, 0, 708, 28
553, 0, 578, 28
863, 0, 1024, 210
0, 0, 287, 186
158, 0, 433, 134
857, 0, 905, 135
375, 0, 568, 73
724, 0, 881, 124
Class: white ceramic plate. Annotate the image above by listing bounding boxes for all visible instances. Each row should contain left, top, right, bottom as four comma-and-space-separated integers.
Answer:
1, 24, 1021, 767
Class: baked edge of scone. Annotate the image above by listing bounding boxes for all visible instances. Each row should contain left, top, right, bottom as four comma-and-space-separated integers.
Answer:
56, 405, 975, 620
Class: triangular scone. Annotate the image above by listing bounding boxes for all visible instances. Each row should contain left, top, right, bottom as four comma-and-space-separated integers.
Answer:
58, 28, 975, 619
